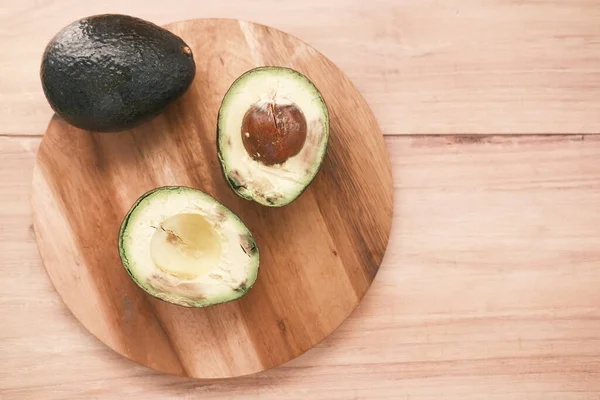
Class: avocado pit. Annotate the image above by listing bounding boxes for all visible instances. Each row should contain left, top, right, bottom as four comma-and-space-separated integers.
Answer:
241, 98, 307, 166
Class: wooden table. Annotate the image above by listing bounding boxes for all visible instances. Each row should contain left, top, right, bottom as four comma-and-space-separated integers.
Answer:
2, 1, 600, 398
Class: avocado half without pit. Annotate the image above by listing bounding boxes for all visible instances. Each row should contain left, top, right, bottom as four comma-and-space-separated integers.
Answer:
217, 67, 330, 207
40, 14, 196, 132
118, 187, 259, 308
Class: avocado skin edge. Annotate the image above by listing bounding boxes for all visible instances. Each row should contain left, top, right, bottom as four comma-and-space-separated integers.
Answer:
118, 186, 260, 309
41, 14, 196, 132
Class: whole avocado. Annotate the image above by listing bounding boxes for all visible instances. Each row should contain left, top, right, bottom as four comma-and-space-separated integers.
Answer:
40, 14, 196, 132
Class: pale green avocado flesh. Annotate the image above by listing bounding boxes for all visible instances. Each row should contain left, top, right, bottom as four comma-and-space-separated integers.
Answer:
118, 186, 259, 308
217, 67, 329, 207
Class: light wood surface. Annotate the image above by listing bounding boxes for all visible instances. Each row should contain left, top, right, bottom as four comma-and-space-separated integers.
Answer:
3, 0, 600, 398
2, 0, 600, 135
31, 19, 393, 379
5, 134, 600, 398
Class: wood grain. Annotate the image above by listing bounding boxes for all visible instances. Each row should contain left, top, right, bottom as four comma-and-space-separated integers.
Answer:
30, 19, 394, 379
4, 134, 600, 398
2, 0, 600, 135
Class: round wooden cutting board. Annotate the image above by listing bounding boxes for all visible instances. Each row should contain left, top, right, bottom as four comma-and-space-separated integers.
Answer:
31, 18, 393, 378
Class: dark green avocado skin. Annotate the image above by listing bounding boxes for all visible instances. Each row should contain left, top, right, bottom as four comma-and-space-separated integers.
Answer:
40, 14, 196, 132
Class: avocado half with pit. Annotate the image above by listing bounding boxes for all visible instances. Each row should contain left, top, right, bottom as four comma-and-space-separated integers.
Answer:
118, 187, 259, 308
217, 67, 329, 207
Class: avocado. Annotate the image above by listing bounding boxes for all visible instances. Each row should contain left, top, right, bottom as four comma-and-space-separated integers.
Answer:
40, 14, 196, 132
217, 67, 329, 207
118, 186, 260, 308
